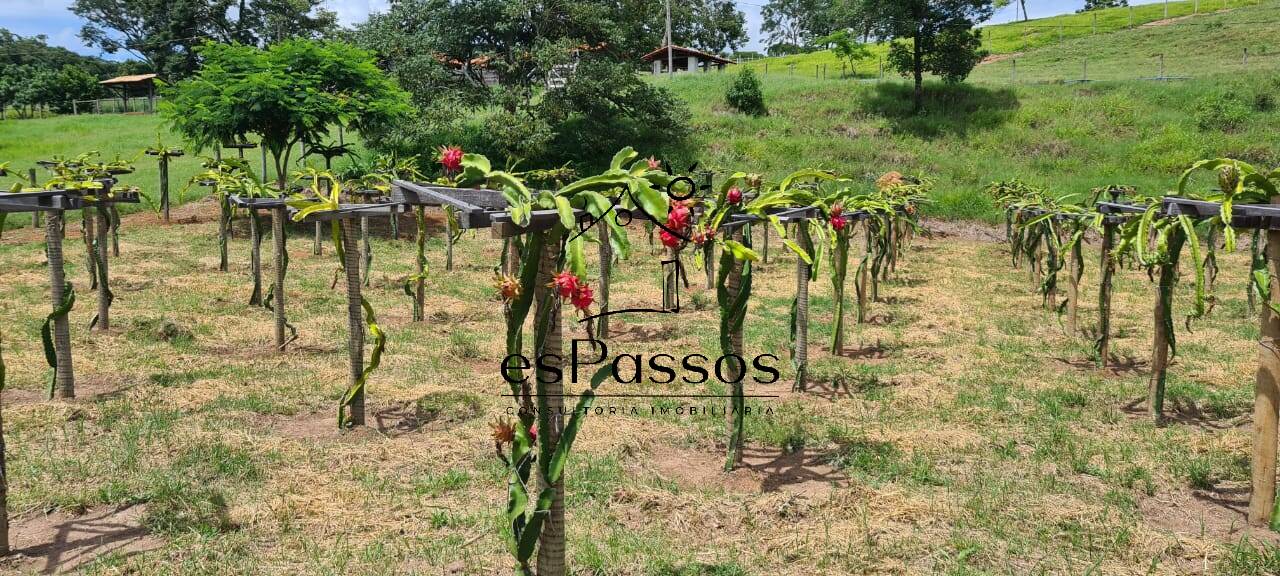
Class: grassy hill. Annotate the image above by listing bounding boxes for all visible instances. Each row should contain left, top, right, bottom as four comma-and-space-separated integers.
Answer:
738, 0, 1270, 82
659, 71, 1280, 222
657, 0, 1280, 222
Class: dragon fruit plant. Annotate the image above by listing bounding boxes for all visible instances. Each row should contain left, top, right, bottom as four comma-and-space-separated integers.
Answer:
697, 169, 829, 468
485, 147, 670, 576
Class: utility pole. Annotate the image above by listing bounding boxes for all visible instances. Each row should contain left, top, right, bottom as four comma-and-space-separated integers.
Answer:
666, 0, 673, 79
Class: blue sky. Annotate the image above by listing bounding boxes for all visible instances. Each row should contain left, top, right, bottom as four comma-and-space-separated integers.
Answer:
2, 0, 1170, 59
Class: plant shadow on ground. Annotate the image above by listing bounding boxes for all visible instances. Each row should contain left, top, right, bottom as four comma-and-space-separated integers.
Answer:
1054, 352, 1148, 377
834, 340, 897, 361
372, 391, 484, 437
858, 81, 1020, 140
9, 505, 162, 575
739, 445, 846, 495
1120, 396, 1246, 432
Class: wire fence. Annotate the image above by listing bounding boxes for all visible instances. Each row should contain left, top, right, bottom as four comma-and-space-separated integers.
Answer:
734, 0, 1280, 85
71, 97, 160, 115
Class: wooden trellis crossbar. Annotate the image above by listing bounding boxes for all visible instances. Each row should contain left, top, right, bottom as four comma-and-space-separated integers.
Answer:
90, 189, 141, 206
1094, 201, 1147, 215
228, 195, 291, 210
391, 180, 507, 229
0, 190, 84, 212
290, 203, 405, 223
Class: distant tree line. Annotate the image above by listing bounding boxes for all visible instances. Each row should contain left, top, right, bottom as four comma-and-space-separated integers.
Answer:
348, 0, 739, 170
0, 29, 136, 118
70, 0, 339, 79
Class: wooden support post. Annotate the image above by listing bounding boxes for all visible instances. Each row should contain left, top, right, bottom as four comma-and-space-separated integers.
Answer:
314, 179, 326, 256
793, 222, 810, 392
47, 211, 74, 398
663, 246, 679, 310
341, 221, 365, 427
534, 230, 565, 576
859, 224, 871, 321
360, 216, 371, 286
218, 197, 230, 272
28, 169, 39, 229
704, 241, 715, 289
445, 209, 455, 272
1250, 209, 1280, 527
414, 206, 427, 322
761, 224, 769, 264
1095, 218, 1116, 366
1148, 228, 1185, 424
1068, 233, 1081, 333
248, 212, 263, 306
82, 209, 96, 287
597, 222, 610, 339
272, 207, 288, 350
725, 225, 747, 470
110, 206, 120, 257
159, 154, 171, 223
94, 205, 111, 331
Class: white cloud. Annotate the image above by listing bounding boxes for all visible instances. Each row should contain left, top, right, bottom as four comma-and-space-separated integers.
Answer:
322, 0, 389, 26
0, 0, 76, 21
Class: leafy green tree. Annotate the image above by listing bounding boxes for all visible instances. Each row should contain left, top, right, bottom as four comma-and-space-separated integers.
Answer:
160, 40, 412, 186
817, 30, 872, 74
0, 67, 21, 120
761, 0, 834, 48
71, 0, 337, 78
351, 0, 693, 169
860, 0, 994, 112
1081, 0, 1127, 11
725, 67, 767, 116
673, 0, 749, 54
540, 59, 692, 168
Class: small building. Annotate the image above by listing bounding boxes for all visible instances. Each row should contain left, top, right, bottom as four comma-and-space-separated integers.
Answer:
97, 73, 158, 113
642, 45, 734, 75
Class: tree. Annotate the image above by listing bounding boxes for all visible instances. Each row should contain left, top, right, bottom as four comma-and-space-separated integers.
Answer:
71, 0, 337, 78
351, 0, 693, 170
1080, 0, 1127, 11
675, 0, 749, 55
994, 0, 1029, 21
160, 40, 412, 187
817, 30, 872, 74
725, 67, 767, 116
861, 0, 994, 112
761, 0, 834, 48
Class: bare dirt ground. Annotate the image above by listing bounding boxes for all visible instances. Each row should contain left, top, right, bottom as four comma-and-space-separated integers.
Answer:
0, 201, 1277, 574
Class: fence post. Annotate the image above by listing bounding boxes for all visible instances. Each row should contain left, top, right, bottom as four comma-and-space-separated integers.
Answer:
1058, 24, 1063, 42
28, 169, 40, 229
1093, 12, 1097, 34
1164, 0, 1169, 18
1011, 59, 1017, 83
1130, 5, 1134, 27
1244, 47, 1249, 66
1083, 60, 1088, 82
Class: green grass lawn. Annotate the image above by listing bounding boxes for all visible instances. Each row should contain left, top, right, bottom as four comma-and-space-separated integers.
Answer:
0, 114, 368, 231
738, 0, 1272, 82
658, 68, 1280, 222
